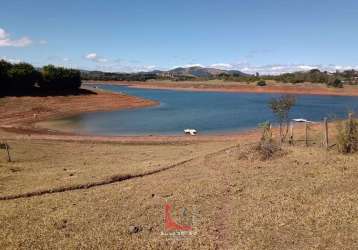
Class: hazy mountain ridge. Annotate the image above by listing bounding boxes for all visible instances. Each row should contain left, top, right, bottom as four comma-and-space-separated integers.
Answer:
80, 66, 250, 81
149, 66, 250, 78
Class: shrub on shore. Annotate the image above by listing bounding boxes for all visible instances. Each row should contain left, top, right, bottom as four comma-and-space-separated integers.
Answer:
256, 121, 281, 160
256, 80, 267, 86
327, 78, 343, 88
240, 122, 283, 161
337, 113, 358, 153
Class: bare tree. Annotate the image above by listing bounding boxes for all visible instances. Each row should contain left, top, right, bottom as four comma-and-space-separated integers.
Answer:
268, 95, 296, 142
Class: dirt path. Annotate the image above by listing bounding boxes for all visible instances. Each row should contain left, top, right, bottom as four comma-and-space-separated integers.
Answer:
0, 157, 196, 201
0, 143, 242, 201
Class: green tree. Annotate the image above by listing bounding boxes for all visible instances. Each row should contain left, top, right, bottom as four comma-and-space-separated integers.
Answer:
40, 65, 81, 90
0, 60, 12, 89
7, 63, 40, 90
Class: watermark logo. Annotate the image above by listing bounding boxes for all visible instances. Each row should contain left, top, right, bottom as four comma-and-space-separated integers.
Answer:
161, 202, 197, 237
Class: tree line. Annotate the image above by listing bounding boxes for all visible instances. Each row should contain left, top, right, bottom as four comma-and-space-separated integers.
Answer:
217, 69, 345, 87
1, 60, 81, 95
81, 67, 352, 88
265, 69, 344, 87
81, 70, 157, 82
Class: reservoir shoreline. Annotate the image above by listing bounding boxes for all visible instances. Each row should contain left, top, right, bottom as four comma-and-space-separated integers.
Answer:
85, 80, 358, 97
0, 83, 353, 141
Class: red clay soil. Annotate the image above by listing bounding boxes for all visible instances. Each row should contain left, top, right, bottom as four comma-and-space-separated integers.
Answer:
87, 80, 358, 96
0, 89, 157, 128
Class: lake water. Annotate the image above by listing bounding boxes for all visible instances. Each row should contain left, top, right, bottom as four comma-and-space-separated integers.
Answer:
47, 84, 358, 135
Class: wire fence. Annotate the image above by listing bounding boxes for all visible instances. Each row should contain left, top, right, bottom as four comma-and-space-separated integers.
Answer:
268, 113, 358, 151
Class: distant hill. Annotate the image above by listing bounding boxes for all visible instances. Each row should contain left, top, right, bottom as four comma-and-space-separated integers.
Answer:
150, 66, 250, 78
80, 66, 357, 86
81, 66, 250, 81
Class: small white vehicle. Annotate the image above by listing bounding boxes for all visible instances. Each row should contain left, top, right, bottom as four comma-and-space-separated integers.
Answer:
184, 129, 197, 136
292, 118, 315, 123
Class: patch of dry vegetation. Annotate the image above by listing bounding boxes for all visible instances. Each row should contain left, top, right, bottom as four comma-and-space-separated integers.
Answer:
336, 114, 358, 153
238, 122, 284, 161
0, 140, 230, 197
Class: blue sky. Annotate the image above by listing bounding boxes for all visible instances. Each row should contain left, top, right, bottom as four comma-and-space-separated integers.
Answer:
1, 0, 358, 74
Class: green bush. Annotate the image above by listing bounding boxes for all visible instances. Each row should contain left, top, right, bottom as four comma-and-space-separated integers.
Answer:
336, 114, 358, 153
259, 121, 272, 142
256, 80, 267, 86
327, 79, 343, 88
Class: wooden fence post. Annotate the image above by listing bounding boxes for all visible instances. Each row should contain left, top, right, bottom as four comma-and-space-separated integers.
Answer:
269, 123, 272, 140
279, 124, 282, 146
1, 141, 12, 162
305, 121, 308, 147
348, 113, 353, 135
289, 122, 294, 145
323, 117, 328, 149
349, 112, 353, 120
5, 143, 11, 162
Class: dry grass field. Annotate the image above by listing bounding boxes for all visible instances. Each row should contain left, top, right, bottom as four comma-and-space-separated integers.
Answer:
1, 133, 358, 249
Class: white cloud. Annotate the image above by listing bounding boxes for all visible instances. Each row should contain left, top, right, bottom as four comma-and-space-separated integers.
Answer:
142, 65, 156, 71
0, 28, 32, 47
209, 63, 234, 70
95, 63, 160, 73
297, 65, 316, 71
171, 63, 204, 69
39, 40, 48, 45
234, 64, 358, 75
85, 53, 97, 60
83, 54, 160, 72
0, 56, 21, 64
168, 62, 358, 75
84, 52, 108, 63
183, 63, 203, 68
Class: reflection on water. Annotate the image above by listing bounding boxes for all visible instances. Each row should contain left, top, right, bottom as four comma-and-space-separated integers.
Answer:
40, 84, 358, 135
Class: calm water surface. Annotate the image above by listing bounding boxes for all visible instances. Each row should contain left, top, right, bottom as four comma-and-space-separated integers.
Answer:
52, 84, 358, 135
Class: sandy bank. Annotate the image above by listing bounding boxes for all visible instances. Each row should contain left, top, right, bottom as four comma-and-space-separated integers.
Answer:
0, 88, 158, 131
86, 80, 358, 97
